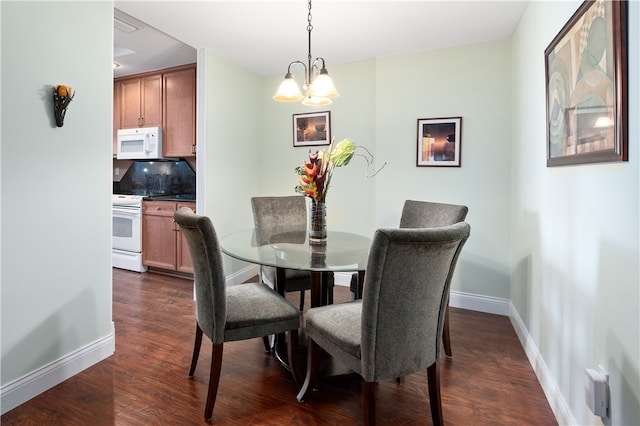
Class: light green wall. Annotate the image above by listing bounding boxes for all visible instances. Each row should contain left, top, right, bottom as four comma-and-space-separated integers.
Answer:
511, 1, 639, 424
1, 0, 113, 385
375, 41, 512, 298
198, 49, 263, 274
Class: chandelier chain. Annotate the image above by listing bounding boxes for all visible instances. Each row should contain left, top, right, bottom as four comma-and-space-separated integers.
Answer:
307, 0, 313, 64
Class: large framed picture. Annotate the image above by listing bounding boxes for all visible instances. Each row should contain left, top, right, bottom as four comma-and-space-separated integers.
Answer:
416, 117, 462, 167
545, 0, 628, 166
293, 111, 331, 147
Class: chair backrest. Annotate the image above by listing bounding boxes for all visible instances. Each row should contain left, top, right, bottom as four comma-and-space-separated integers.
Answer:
399, 200, 468, 228
251, 196, 307, 245
174, 207, 226, 344
360, 223, 470, 382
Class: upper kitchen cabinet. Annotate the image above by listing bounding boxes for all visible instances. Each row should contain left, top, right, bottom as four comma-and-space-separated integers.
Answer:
163, 65, 196, 158
120, 74, 163, 129
114, 64, 196, 158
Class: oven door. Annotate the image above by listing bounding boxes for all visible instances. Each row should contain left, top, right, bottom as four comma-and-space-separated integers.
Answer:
112, 206, 142, 253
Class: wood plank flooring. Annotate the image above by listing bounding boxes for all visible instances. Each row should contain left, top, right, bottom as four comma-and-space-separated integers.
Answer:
1, 269, 557, 425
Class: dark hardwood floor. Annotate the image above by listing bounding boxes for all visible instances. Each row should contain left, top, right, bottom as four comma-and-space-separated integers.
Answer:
2, 269, 557, 425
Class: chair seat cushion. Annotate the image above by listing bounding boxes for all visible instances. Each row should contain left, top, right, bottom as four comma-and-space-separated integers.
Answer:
223, 283, 300, 342
305, 301, 363, 374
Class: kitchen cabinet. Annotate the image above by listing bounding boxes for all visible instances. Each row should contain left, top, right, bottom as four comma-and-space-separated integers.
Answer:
163, 65, 196, 157
142, 200, 195, 274
120, 74, 162, 129
114, 64, 196, 157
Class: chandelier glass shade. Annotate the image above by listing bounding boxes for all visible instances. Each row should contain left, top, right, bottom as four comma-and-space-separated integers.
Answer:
273, 0, 339, 106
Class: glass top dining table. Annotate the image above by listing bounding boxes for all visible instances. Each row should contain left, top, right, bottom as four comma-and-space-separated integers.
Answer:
220, 229, 372, 307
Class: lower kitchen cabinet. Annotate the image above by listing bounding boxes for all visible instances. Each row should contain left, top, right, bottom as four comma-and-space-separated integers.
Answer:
142, 200, 195, 274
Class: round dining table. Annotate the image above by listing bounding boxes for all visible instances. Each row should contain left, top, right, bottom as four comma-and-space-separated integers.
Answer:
220, 229, 372, 306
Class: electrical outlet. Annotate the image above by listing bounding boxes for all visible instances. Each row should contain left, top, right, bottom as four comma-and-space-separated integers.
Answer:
115, 167, 120, 176
585, 367, 608, 417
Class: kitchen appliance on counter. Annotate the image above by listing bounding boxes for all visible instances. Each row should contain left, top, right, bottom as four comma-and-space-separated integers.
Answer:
117, 126, 163, 160
112, 194, 146, 272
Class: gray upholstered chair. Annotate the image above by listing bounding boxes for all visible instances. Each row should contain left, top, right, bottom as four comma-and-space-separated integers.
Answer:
174, 207, 301, 421
298, 223, 470, 425
251, 196, 334, 310
350, 199, 468, 356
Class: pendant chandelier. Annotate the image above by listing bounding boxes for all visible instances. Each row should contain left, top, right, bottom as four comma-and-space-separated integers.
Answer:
272, 0, 339, 106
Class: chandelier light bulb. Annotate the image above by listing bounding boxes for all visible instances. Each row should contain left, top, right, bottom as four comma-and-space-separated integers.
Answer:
302, 96, 332, 107
308, 69, 339, 99
273, 73, 304, 102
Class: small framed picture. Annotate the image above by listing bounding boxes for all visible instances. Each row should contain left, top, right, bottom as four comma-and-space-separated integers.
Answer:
416, 117, 462, 167
293, 111, 331, 147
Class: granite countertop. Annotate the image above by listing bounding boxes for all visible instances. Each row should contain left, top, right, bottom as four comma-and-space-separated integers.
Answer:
144, 193, 196, 202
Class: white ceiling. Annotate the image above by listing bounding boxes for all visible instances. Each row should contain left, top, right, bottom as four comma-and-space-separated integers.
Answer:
114, 1, 528, 78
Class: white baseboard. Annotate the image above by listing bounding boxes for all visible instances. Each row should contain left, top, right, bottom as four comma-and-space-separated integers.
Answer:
0, 322, 116, 415
449, 290, 510, 316
508, 302, 575, 425
225, 264, 260, 285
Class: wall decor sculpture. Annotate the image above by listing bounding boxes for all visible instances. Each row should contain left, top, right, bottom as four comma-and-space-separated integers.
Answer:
53, 84, 74, 127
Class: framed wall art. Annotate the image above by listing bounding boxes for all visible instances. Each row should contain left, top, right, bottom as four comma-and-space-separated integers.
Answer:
293, 111, 331, 147
545, 0, 628, 167
416, 117, 462, 167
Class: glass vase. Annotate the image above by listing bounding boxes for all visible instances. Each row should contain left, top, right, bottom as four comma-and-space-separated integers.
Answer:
309, 200, 327, 244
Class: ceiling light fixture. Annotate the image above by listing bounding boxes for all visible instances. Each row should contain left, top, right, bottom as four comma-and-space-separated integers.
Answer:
273, 0, 339, 106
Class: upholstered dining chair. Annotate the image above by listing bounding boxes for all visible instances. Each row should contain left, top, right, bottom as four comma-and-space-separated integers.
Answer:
251, 196, 334, 310
174, 207, 301, 421
298, 223, 470, 425
350, 199, 468, 357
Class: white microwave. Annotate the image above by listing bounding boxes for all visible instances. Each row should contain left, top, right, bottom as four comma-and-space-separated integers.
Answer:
117, 127, 163, 160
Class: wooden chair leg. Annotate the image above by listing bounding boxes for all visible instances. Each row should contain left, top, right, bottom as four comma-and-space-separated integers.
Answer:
262, 335, 272, 353
299, 290, 305, 311
287, 329, 302, 387
443, 304, 452, 357
363, 380, 377, 426
188, 322, 203, 376
296, 337, 320, 402
427, 362, 444, 426
204, 343, 224, 421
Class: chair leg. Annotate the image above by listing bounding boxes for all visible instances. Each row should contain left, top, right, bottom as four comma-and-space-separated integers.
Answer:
296, 337, 320, 402
204, 343, 224, 421
427, 362, 444, 426
299, 290, 305, 311
443, 305, 452, 357
287, 329, 302, 387
262, 335, 272, 353
363, 380, 377, 426
188, 322, 203, 377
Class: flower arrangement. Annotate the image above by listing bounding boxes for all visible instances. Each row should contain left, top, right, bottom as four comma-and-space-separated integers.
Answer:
295, 138, 356, 203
